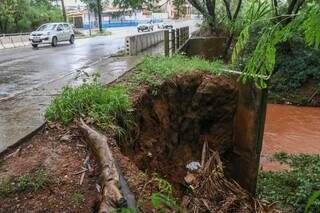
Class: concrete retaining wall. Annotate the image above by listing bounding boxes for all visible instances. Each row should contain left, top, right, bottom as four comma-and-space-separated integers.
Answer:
125, 30, 164, 56
179, 36, 226, 59
0, 34, 30, 49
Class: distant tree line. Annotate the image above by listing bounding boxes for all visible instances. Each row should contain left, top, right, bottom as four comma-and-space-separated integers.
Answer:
0, 0, 63, 33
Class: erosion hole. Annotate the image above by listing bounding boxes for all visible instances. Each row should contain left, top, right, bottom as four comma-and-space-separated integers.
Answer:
121, 72, 238, 196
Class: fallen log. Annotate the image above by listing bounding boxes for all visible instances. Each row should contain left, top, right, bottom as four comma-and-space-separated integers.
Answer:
79, 119, 135, 212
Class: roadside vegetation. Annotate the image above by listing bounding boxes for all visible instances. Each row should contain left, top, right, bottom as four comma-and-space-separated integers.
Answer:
0, 0, 63, 33
269, 41, 320, 106
257, 152, 320, 212
0, 169, 51, 197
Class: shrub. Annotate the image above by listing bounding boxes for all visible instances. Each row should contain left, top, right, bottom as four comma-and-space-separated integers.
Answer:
257, 153, 320, 212
271, 40, 320, 92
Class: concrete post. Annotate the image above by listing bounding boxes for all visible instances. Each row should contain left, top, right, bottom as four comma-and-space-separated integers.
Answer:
231, 81, 268, 194
164, 30, 169, 57
176, 29, 180, 49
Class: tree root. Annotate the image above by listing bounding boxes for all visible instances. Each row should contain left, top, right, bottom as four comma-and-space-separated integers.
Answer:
79, 119, 136, 212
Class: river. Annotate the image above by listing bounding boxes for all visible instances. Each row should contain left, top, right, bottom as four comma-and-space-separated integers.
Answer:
262, 104, 320, 155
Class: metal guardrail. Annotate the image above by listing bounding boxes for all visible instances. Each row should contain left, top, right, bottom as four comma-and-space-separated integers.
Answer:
0, 33, 30, 49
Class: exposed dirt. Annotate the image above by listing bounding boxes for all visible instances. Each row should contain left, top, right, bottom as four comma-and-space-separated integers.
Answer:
121, 72, 238, 198
0, 125, 100, 212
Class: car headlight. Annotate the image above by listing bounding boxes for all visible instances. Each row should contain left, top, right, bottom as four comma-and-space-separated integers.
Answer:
46, 32, 51, 35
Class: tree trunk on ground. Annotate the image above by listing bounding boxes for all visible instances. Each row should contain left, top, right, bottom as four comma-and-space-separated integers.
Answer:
79, 119, 134, 212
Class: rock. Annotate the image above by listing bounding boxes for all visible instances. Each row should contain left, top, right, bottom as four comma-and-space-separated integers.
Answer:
186, 161, 201, 172
184, 173, 196, 184
60, 134, 72, 142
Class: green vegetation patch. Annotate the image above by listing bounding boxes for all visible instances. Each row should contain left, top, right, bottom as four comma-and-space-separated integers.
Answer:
45, 84, 131, 129
257, 152, 320, 212
71, 191, 85, 204
132, 55, 223, 87
45, 55, 224, 129
0, 169, 51, 196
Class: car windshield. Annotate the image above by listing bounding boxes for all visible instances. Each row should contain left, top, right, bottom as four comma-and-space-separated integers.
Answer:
36, 24, 57, 31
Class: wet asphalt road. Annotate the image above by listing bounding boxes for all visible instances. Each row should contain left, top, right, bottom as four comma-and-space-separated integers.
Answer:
0, 36, 124, 100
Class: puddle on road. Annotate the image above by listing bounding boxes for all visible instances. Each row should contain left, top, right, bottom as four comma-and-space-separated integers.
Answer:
72, 59, 130, 86
263, 104, 320, 155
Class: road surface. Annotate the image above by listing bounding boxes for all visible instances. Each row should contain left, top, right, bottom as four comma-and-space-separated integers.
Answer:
0, 20, 199, 152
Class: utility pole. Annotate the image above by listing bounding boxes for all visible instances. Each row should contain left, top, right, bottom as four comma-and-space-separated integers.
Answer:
61, 0, 67, 22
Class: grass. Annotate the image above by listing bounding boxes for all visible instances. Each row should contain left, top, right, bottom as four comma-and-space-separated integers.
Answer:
257, 152, 320, 212
45, 84, 131, 129
132, 54, 224, 87
0, 169, 51, 196
71, 191, 85, 204
45, 55, 224, 134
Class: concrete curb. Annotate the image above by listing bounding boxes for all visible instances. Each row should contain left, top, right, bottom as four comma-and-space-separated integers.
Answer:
0, 123, 45, 157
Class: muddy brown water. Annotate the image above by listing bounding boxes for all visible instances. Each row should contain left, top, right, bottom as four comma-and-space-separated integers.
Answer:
262, 104, 320, 155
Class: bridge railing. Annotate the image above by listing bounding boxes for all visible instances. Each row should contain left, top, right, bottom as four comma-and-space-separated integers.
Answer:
125, 30, 165, 56
0, 33, 30, 49
125, 26, 190, 56
164, 26, 189, 56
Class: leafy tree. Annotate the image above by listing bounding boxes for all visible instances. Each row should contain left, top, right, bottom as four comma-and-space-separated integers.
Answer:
0, 0, 63, 33
232, 0, 320, 88
173, 0, 187, 18
80, 0, 107, 32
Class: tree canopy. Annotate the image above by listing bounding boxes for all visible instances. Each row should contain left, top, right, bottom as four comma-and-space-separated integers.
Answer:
0, 0, 63, 33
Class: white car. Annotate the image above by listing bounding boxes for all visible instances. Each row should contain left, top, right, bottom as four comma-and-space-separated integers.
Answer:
137, 23, 154, 32
157, 23, 173, 29
29, 22, 75, 48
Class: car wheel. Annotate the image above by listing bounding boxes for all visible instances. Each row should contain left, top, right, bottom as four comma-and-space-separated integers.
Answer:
32, 44, 38, 48
69, 35, 75, 44
51, 36, 58, 47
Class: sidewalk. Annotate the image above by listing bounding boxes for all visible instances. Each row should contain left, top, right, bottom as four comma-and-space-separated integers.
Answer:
0, 55, 143, 153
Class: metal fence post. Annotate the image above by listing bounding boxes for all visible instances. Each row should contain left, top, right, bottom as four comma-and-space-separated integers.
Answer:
176, 29, 180, 50
10, 35, 15, 48
171, 29, 175, 55
164, 30, 169, 56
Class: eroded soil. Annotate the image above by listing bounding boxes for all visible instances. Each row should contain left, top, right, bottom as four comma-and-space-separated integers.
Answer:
0, 125, 100, 212
122, 73, 238, 197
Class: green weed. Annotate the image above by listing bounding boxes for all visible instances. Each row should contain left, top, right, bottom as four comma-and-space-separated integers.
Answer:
71, 191, 85, 204
257, 153, 320, 212
0, 169, 51, 196
151, 192, 180, 212
16, 169, 51, 191
0, 177, 13, 196
45, 84, 132, 129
